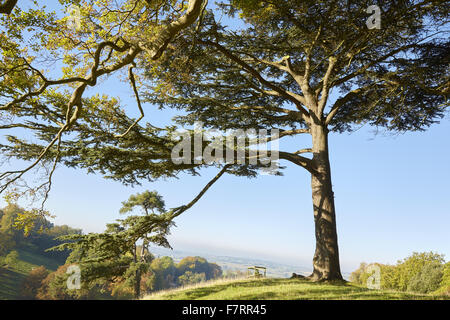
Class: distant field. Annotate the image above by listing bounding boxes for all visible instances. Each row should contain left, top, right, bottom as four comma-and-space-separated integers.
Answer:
0, 249, 60, 300
144, 278, 449, 300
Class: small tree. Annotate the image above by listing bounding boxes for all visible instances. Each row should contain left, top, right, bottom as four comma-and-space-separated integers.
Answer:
176, 256, 222, 280
393, 252, 445, 291
119, 190, 166, 262
436, 262, 450, 296
150, 256, 177, 291
49, 191, 173, 299
349, 262, 368, 285
352, 251, 446, 291
36, 264, 108, 300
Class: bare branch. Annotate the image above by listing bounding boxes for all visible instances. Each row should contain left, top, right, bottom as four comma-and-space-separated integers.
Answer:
325, 87, 364, 126
169, 164, 231, 219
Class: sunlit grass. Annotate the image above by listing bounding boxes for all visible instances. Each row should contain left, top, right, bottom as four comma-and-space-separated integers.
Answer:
0, 249, 59, 300
143, 278, 449, 300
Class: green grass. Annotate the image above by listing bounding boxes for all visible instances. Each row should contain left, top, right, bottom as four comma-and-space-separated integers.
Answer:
0, 249, 61, 300
144, 277, 450, 300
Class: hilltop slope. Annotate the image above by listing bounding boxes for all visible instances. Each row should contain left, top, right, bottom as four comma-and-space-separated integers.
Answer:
0, 249, 61, 300
144, 278, 449, 300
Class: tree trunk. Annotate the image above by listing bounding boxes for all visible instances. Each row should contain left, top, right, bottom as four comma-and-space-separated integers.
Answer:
308, 124, 343, 281
133, 244, 141, 299
135, 268, 141, 299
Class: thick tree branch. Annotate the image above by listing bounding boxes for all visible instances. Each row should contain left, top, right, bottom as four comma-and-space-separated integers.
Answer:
331, 37, 439, 88
139, 0, 206, 60
317, 56, 337, 119
325, 87, 364, 125
279, 151, 316, 174
169, 164, 231, 219
0, 0, 17, 14
198, 39, 311, 125
115, 64, 145, 138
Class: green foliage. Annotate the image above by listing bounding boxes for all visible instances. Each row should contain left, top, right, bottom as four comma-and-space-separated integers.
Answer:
150, 256, 177, 290
350, 252, 447, 295
145, 0, 448, 134
436, 262, 450, 295
349, 262, 367, 285
0, 204, 23, 254
389, 252, 444, 291
3, 1, 446, 194
4, 250, 19, 266
19, 265, 49, 299
407, 262, 444, 294
0, 0, 209, 195
0, 247, 65, 299
36, 264, 109, 300
120, 190, 166, 215
0, 0, 448, 286
148, 255, 223, 291
48, 191, 174, 298
146, 278, 448, 300
178, 271, 206, 286
0, 204, 81, 263
176, 256, 222, 280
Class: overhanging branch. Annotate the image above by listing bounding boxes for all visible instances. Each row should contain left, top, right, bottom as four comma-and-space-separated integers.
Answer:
169, 164, 231, 219
0, 0, 18, 14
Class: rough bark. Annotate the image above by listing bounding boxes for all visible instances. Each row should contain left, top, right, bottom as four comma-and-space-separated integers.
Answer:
133, 245, 141, 299
308, 123, 343, 281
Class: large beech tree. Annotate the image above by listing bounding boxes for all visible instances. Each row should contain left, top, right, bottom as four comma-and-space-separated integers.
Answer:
0, 0, 449, 281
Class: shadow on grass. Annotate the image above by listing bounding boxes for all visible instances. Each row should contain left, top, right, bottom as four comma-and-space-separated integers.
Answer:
17, 249, 59, 271
156, 278, 446, 300
0, 267, 24, 300
161, 278, 352, 300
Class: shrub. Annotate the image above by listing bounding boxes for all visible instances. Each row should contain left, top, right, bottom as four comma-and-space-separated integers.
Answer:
349, 263, 367, 285
407, 262, 444, 293
20, 266, 49, 299
178, 271, 206, 286
4, 250, 19, 266
394, 252, 444, 291
435, 262, 450, 296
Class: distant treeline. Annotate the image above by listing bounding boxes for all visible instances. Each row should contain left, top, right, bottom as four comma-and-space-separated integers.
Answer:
0, 204, 226, 300
350, 252, 450, 295
14, 255, 224, 300
0, 204, 81, 264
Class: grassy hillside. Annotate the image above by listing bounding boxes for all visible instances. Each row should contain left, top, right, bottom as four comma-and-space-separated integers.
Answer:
0, 249, 61, 300
144, 278, 449, 300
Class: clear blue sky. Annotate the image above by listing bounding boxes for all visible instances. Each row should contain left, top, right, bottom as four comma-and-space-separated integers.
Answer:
22, 112, 449, 273
1, 1, 449, 274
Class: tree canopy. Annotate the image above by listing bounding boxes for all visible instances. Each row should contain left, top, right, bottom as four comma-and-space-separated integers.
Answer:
0, 0, 448, 281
